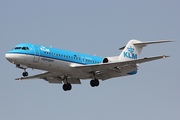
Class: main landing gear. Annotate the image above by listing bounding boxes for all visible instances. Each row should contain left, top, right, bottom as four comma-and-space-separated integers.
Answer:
22, 72, 28, 77
90, 79, 99, 87
62, 76, 72, 91
63, 83, 72, 91
90, 72, 99, 87
22, 69, 28, 77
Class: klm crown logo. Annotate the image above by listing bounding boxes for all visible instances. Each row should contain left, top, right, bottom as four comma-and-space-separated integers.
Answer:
127, 46, 134, 52
123, 46, 137, 59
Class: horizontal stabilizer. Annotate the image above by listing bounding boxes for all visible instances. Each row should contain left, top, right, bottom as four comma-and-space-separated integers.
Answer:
119, 46, 126, 50
133, 40, 175, 47
119, 40, 174, 50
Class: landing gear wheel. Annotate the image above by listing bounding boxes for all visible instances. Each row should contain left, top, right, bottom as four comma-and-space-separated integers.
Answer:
63, 83, 72, 91
90, 79, 99, 87
22, 72, 28, 77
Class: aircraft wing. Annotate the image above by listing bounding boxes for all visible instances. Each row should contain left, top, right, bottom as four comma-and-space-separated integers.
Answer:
15, 72, 81, 84
71, 55, 169, 72
15, 55, 168, 83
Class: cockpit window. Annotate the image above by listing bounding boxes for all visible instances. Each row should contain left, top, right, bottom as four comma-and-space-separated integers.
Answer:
15, 47, 22, 50
22, 47, 29, 50
22, 47, 26, 50
14, 47, 29, 50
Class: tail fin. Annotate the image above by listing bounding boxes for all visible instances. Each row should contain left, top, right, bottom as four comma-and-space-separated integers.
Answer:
118, 39, 174, 61
118, 39, 142, 61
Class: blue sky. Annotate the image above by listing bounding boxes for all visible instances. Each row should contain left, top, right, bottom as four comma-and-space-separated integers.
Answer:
0, 0, 179, 120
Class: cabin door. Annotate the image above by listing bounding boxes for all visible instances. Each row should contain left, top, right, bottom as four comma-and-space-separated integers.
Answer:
33, 45, 40, 62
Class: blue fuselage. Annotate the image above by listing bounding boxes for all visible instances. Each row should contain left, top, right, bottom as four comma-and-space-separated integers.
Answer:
7, 43, 104, 65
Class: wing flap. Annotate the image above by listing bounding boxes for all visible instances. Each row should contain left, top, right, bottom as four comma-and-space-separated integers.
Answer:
15, 72, 81, 84
65, 78, 81, 84
15, 72, 56, 80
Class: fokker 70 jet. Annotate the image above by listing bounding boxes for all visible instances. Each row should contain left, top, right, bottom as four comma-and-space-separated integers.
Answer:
5, 39, 173, 91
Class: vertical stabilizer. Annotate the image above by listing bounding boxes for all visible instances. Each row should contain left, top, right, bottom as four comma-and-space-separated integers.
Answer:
118, 39, 143, 61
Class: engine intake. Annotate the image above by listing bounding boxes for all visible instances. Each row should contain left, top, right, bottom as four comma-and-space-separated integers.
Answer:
102, 58, 109, 63
102, 56, 119, 63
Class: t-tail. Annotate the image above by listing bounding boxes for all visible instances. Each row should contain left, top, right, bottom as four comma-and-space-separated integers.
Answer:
118, 39, 174, 62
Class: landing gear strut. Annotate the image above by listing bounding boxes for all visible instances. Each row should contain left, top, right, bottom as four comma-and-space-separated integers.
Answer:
90, 72, 100, 87
62, 76, 72, 91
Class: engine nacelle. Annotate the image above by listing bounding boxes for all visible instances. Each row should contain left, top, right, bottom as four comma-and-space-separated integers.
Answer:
102, 56, 119, 63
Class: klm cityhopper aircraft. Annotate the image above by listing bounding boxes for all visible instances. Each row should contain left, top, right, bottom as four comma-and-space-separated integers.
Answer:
5, 39, 173, 91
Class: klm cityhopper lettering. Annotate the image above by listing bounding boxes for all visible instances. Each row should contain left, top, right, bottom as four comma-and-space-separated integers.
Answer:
123, 46, 137, 59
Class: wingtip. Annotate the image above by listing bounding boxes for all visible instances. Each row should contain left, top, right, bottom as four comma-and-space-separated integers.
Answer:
164, 40, 175, 43
163, 55, 170, 59
15, 77, 23, 81
119, 46, 126, 50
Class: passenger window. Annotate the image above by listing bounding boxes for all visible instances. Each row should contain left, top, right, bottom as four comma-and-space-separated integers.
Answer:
44, 52, 46, 54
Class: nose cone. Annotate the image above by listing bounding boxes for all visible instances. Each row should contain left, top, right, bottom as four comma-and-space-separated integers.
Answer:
5, 53, 15, 63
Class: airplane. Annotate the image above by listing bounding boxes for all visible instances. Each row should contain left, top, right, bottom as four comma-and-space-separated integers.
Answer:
5, 39, 173, 91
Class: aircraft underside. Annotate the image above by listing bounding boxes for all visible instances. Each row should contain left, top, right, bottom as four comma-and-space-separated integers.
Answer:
6, 53, 137, 91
